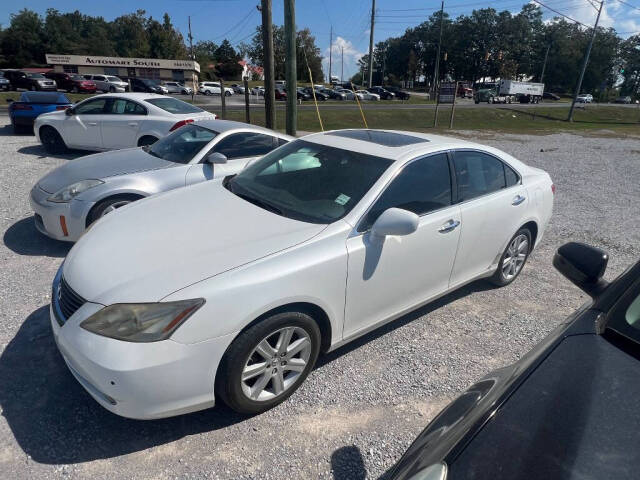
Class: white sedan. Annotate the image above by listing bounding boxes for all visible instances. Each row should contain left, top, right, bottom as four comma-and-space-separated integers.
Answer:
51, 129, 554, 419
356, 90, 380, 100
34, 93, 215, 153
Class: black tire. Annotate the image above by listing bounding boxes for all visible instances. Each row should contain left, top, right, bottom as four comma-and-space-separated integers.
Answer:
488, 96, 494, 104
87, 194, 142, 225
225, 91, 231, 97
109, 86, 116, 93
489, 228, 532, 287
39, 126, 67, 154
137, 135, 158, 147
72, 86, 79, 93
216, 311, 321, 415
12, 122, 28, 134
205, 90, 212, 96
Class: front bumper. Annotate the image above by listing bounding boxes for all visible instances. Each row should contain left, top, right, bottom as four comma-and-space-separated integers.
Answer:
29, 185, 94, 242
50, 271, 234, 419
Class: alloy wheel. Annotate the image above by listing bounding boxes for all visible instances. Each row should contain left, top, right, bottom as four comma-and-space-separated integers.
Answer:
240, 326, 311, 402
502, 234, 529, 281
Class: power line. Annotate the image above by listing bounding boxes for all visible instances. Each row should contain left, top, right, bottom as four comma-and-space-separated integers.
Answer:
214, 7, 256, 41
529, 0, 590, 27
609, 0, 640, 11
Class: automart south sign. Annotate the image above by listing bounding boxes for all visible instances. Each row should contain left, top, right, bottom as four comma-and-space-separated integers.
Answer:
45, 54, 200, 72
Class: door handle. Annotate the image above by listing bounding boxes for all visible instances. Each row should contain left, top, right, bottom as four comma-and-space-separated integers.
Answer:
512, 195, 526, 206
128, 122, 138, 127
438, 219, 460, 233
87, 122, 98, 126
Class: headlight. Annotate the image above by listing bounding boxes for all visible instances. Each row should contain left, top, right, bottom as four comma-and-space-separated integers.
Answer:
48, 179, 104, 203
80, 299, 205, 342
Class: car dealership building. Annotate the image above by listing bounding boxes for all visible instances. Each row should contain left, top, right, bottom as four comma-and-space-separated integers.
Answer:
45, 54, 200, 83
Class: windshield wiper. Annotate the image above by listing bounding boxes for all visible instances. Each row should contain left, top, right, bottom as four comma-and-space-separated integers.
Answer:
236, 192, 283, 215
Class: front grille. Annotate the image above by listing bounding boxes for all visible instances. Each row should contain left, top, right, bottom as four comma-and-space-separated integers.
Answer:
53, 276, 86, 325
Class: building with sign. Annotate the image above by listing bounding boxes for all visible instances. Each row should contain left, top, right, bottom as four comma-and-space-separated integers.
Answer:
45, 54, 200, 83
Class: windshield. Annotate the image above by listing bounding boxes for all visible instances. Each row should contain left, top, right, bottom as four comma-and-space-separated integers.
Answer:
607, 285, 640, 345
107, 76, 121, 82
71, 74, 85, 80
145, 97, 204, 114
227, 140, 393, 224
27, 73, 45, 79
146, 124, 217, 164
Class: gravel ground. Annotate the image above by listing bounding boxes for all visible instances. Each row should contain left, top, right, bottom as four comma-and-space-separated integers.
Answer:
0, 119, 639, 480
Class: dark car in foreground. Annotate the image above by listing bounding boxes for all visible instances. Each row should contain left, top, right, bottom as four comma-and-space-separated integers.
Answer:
7, 91, 72, 133
3, 70, 57, 91
390, 241, 640, 480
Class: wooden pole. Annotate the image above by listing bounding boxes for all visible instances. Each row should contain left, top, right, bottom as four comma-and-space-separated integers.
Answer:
260, 0, 276, 129
449, 81, 458, 129
367, 0, 376, 88
243, 77, 250, 123
284, 0, 297, 135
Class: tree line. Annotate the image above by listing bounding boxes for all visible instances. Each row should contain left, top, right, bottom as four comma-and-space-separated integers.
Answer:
356, 4, 639, 97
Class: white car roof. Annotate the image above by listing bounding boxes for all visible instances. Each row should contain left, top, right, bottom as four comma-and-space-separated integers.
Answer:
88, 92, 166, 101
193, 119, 293, 138
300, 129, 483, 160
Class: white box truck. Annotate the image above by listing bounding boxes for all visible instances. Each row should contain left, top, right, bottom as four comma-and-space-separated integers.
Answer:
474, 80, 544, 104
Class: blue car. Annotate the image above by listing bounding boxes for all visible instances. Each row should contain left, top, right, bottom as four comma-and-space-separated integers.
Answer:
8, 91, 73, 133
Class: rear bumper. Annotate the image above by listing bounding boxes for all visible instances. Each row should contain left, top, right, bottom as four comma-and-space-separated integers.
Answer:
11, 114, 37, 126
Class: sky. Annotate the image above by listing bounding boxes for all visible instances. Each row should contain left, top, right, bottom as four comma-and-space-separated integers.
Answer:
2, 0, 639, 80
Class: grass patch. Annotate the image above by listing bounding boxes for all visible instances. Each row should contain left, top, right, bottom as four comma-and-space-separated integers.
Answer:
219, 104, 640, 135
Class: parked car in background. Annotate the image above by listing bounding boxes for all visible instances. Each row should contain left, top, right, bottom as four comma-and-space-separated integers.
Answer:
45, 72, 97, 93
7, 91, 72, 133
3, 70, 57, 91
337, 88, 363, 100
295, 88, 312, 100
319, 87, 346, 100
389, 242, 640, 480
34, 93, 215, 153
0, 71, 10, 91
83, 74, 128, 93
385, 86, 411, 100
251, 85, 265, 96
129, 78, 168, 94
302, 87, 328, 101
369, 86, 395, 99
614, 96, 632, 104
49, 129, 553, 419
231, 83, 245, 94
543, 91, 561, 101
31, 120, 292, 242
199, 82, 233, 96
163, 81, 192, 95
456, 84, 473, 98
576, 93, 593, 103
275, 87, 287, 100
356, 90, 380, 100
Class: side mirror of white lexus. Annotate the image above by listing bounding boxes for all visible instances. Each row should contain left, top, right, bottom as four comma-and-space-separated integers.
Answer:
206, 152, 228, 164
370, 208, 419, 241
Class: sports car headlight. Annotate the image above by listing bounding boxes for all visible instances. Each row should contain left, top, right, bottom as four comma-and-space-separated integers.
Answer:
80, 299, 205, 342
48, 179, 104, 203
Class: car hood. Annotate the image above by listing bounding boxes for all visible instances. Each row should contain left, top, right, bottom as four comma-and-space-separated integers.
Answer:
38, 148, 175, 193
63, 183, 327, 304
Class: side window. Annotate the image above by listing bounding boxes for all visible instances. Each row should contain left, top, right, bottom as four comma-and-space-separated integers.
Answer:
74, 98, 107, 115
277, 137, 289, 147
212, 133, 278, 159
505, 164, 520, 187
360, 153, 452, 231
453, 151, 506, 201
108, 99, 146, 115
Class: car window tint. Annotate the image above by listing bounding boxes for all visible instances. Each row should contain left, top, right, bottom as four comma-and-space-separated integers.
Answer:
109, 99, 146, 115
213, 133, 278, 159
147, 124, 217, 164
454, 151, 506, 201
360, 153, 452, 231
606, 285, 640, 346
144, 97, 203, 114
505, 163, 519, 187
74, 98, 107, 115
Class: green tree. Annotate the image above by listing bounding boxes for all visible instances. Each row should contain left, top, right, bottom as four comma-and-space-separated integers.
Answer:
214, 39, 242, 79
111, 10, 150, 57
0, 9, 46, 66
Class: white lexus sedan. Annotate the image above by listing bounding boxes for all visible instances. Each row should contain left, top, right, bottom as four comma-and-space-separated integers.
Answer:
51, 129, 554, 419
34, 93, 215, 153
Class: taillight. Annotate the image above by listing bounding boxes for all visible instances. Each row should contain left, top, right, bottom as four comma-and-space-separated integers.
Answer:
551, 184, 556, 195
56, 105, 70, 111
169, 119, 194, 131
13, 104, 33, 110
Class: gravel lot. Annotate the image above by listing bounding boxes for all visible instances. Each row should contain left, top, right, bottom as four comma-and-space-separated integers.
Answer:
0, 118, 639, 480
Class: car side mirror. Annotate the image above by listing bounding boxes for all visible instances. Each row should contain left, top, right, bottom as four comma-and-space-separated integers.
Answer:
206, 152, 228, 164
65, 107, 74, 116
370, 208, 419, 241
553, 242, 609, 297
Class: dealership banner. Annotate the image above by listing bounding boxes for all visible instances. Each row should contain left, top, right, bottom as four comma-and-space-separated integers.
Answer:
45, 54, 200, 72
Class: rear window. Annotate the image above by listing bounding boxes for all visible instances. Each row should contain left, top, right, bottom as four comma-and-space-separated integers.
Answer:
145, 98, 204, 114
71, 75, 85, 80
22, 92, 70, 104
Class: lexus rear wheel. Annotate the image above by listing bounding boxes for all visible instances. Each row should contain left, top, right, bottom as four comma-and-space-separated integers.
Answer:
490, 228, 532, 286
216, 312, 320, 414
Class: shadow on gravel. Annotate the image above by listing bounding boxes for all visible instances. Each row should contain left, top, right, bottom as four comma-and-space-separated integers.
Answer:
0, 124, 32, 136
0, 306, 248, 465
3, 217, 71, 257
17, 144, 86, 160
331, 445, 366, 480
317, 279, 498, 370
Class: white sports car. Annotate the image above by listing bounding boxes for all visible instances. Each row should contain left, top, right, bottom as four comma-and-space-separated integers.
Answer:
34, 93, 215, 153
51, 129, 554, 419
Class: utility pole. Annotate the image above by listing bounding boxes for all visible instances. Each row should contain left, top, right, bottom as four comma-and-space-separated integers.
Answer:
433, 1, 444, 127
260, 1, 276, 129
284, 0, 297, 135
540, 43, 551, 83
367, 0, 376, 88
329, 25, 333, 83
188, 16, 195, 103
568, 0, 603, 122
341, 46, 344, 82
